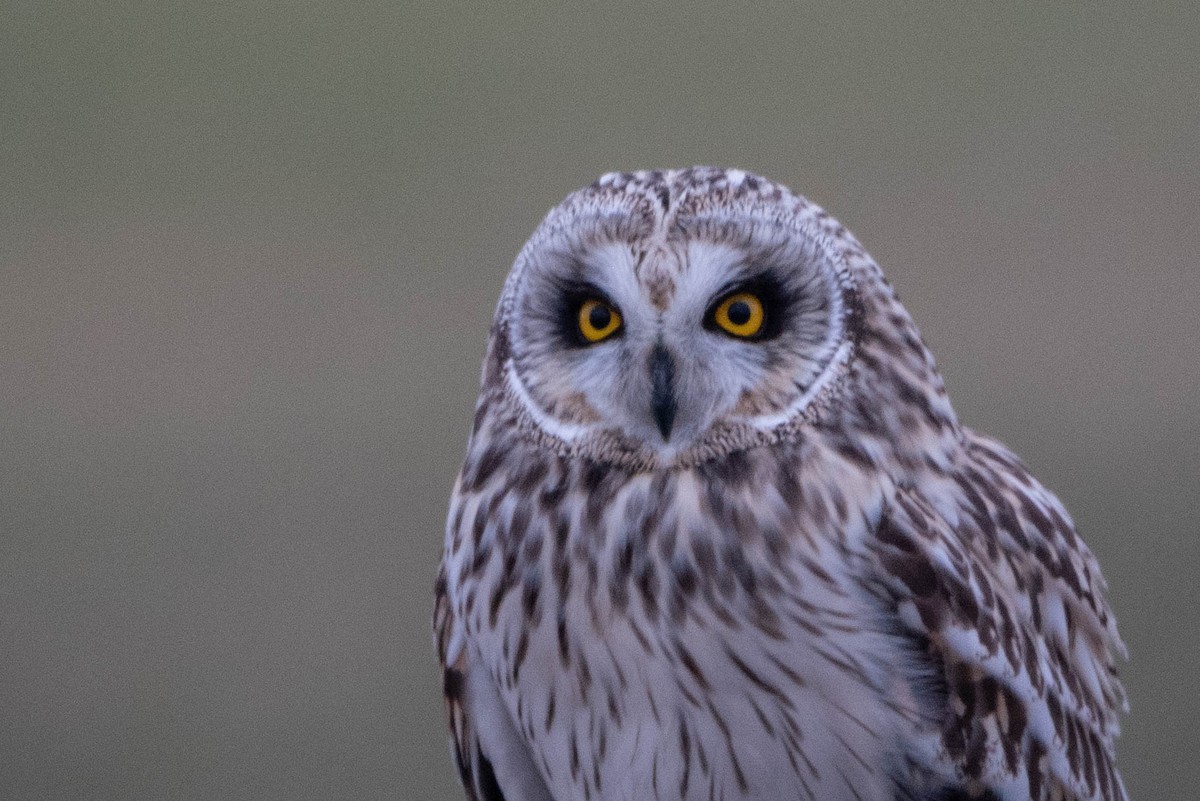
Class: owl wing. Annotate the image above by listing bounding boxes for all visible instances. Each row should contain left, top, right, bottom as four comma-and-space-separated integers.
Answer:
865, 433, 1127, 801
434, 564, 556, 801
434, 564, 493, 800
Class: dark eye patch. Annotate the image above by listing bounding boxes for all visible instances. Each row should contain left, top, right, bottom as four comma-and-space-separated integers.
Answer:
704, 273, 791, 341
553, 279, 622, 347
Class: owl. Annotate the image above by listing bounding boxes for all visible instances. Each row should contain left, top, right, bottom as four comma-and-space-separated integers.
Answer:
434, 168, 1127, 801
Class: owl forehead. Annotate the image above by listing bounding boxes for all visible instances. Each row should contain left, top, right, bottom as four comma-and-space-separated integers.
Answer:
561, 239, 748, 313
524, 171, 810, 311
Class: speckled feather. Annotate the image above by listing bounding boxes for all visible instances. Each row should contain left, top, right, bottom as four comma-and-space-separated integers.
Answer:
434, 168, 1127, 801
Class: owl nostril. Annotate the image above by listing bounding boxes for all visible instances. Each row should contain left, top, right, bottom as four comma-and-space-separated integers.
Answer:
648, 343, 677, 441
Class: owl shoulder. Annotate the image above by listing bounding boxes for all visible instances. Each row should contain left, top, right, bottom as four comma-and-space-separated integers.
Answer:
862, 430, 1127, 801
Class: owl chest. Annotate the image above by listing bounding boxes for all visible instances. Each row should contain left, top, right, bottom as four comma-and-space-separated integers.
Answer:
454, 477, 926, 801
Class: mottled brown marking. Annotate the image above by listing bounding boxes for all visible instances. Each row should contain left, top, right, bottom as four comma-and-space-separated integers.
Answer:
437, 168, 1129, 801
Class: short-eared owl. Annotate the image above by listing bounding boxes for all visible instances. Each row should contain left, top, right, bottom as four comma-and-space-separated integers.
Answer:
434, 168, 1127, 801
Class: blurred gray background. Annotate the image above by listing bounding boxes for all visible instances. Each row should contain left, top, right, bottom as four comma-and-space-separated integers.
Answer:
2, 2, 1197, 799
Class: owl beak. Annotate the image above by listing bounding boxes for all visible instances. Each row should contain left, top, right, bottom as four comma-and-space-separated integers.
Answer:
648, 342, 677, 441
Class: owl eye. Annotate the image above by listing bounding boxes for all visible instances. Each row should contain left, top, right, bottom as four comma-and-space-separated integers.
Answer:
577, 298, 622, 343
711, 291, 765, 338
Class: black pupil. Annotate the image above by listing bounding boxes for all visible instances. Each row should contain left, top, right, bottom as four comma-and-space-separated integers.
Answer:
588, 303, 611, 331
727, 299, 752, 326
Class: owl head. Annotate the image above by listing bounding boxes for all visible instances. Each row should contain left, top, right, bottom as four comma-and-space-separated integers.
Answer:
477, 168, 957, 471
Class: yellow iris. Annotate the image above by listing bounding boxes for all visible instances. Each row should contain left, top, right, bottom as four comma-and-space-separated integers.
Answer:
578, 299, 622, 342
713, 292, 764, 338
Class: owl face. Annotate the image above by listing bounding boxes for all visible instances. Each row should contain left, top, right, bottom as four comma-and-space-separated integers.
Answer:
497, 170, 859, 465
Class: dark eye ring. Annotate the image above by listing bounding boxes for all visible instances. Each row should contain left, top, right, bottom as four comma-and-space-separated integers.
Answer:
711, 291, 765, 338
577, 298, 622, 343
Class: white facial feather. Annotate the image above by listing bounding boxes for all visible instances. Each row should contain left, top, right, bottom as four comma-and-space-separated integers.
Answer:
505, 196, 853, 465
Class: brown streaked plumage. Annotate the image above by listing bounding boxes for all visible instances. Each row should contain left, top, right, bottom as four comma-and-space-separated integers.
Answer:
434, 168, 1127, 801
